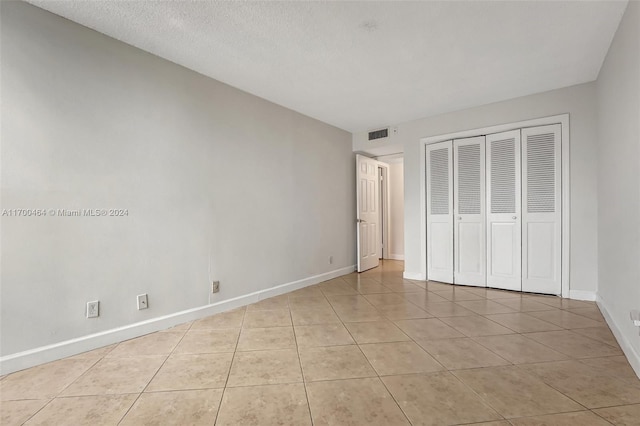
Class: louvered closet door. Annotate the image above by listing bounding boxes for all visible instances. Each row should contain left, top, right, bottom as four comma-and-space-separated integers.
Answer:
426, 141, 454, 283
454, 137, 486, 287
522, 125, 562, 295
486, 130, 522, 291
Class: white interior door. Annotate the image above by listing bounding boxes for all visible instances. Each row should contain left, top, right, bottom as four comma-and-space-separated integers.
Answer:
486, 130, 522, 291
454, 136, 486, 287
356, 154, 380, 272
426, 141, 454, 283
522, 124, 562, 295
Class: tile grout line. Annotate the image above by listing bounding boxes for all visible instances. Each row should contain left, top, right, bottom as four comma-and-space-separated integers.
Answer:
213, 306, 247, 426
116, 325, 193, 425
288, 296, 315, 426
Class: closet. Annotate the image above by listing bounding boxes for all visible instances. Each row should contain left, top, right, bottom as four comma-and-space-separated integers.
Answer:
426, 124, 562, 295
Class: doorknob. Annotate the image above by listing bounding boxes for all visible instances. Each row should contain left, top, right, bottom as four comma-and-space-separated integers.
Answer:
512, 216, 517, 219
357, 219, 367, 223
458, 217, 462, 220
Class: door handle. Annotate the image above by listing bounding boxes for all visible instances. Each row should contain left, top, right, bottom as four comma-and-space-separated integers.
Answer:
512, 216, 517, 219
458, 217, 462, 220
357, 219, 367, 223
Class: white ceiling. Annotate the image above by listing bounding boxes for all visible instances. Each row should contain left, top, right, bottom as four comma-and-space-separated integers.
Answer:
27, 0, 627, 133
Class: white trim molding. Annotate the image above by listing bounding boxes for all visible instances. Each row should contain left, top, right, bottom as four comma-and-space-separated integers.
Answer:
569, 290, 597, 301
419, 114, 571, 298
0, 265, 356, 375
597, 295, 640, 379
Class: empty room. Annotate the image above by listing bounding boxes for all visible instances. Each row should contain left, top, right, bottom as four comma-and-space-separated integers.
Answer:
1, 0, 639, 425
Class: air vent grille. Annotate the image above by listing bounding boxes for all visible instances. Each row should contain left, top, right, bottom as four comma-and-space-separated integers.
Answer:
368, 128, 389, 140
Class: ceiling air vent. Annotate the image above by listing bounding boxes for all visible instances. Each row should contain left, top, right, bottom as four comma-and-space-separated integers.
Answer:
368, 128, 389, 141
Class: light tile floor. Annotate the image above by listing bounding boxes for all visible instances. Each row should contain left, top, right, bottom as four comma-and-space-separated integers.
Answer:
1, 260, 639, 425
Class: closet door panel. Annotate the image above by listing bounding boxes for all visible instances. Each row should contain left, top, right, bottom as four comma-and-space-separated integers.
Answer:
426, 141, 454, 284
522, 124, 562, 295
454, 136, 486, 287
486, 130, 522, 291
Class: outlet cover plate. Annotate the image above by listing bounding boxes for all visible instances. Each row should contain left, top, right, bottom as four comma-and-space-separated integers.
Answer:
137, 294, 148, 310
212, 281, 220, 293
87, 301, 99, 318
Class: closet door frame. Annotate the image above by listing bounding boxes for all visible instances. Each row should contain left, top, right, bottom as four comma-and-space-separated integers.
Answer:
417, 114, 570, 298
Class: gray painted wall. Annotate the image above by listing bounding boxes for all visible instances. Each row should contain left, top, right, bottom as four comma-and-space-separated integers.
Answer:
596, 1, 640, 371
1, 2, 355, 356
354, 82, 599, 295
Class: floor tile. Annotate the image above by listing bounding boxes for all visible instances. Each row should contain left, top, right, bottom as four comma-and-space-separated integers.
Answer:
107, 332, 183, 358
306, 377, 409, 426
350, 281, 395, 294
243, 309, 292, 328
382, 372, 502, 425
426, 281, 455, 291
61, 356, 165, 396
455, 300, 519, 315
484, 312, 562, 333
226, 349, 302, 387
528, 310, 603, 329
24, 394, 137, 426
493, 298, 557, 312
432, 288, 486, 301
288, 296, 332, 311
172, 329, 239, 354
287, 286, 325, 298
473, 334, 568, 364
453, 365, 583, 418
525, 330, 622, 358
247, 295, 289, 311
364, 293, 410, 306
376, 303, 432, 320
191, 308, 245, 329
332, 304, 386, 322
236, 327, 296, 351
344, 320, 410, 344
146, 353, 233, 391
420, 301, 477, 317
440, 315, 515, 337
319, 282, 359, 296
359, 341, 443, 375
593, 404, 640, 425
572, 326, 619, 347
419, 338, 510, 370
69, 343, 118, 360
394, 318, 465, 341
521, 360, 640, 408
120, 389, 222, 426
0, 399, 49, 425
216, 383, 311, 426
508, 411, 612, 425
381, 281, 426, 292
299, 345, 376, 382
0, 358, 98, 400
402, 292, 449, 307
566, 307, 606, 322
579, 356, 640, 384
290, 307, 341, 325
326, 294, 375, 309
294, 323, 355, 347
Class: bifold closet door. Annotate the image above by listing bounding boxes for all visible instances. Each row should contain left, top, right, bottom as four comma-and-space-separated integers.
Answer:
486, 130, 522, 291
453, 136, 486, 287
522, 124, 562, 295
426, 141, 453, 283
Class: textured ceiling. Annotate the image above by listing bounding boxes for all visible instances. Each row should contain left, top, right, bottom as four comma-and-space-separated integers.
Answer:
27, 1, 627, 133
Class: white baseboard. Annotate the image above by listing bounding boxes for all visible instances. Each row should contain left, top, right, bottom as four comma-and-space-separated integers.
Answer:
386, 254, 404, 261
0, 265, 356, 375
403, 271, 426, 281
597, 295, 640, 379
569, 290, 597, 301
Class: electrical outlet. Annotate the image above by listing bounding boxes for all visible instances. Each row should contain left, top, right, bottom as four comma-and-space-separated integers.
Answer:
329, 256, 333, 264
212, 281, 220, 293
137, 294, 148, 310
86, 301, 99, 318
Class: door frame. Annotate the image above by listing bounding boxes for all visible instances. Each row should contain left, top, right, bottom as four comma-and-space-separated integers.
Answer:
377, 163, 390, 260
416, 114, 570, 298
